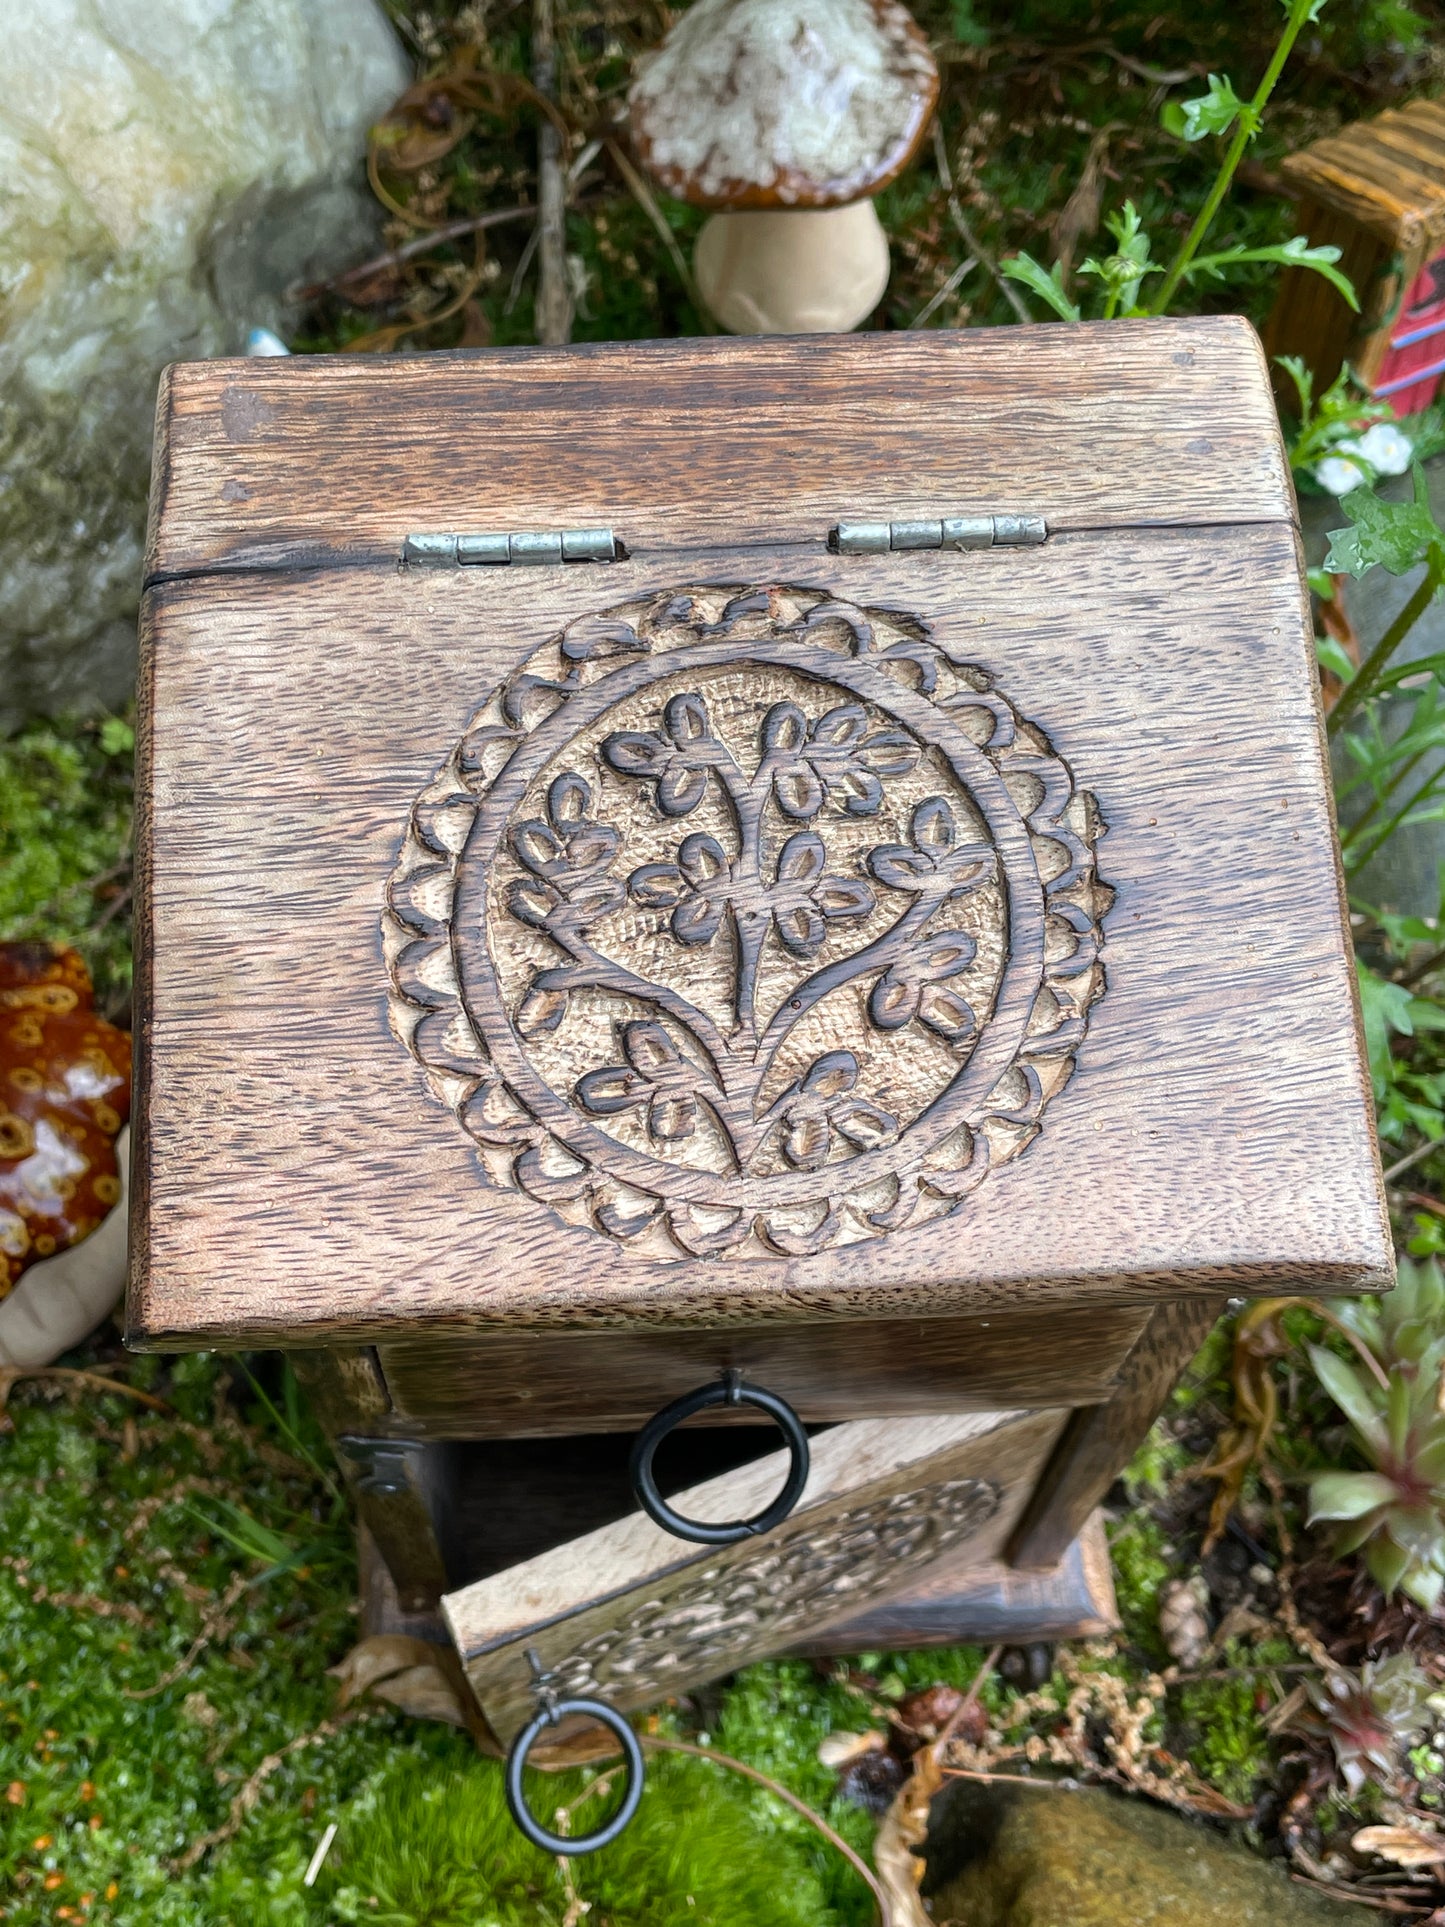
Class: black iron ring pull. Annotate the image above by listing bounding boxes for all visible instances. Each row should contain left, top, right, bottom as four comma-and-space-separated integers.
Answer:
505, 1674, 644, 1856
629, 1373, 810, 1545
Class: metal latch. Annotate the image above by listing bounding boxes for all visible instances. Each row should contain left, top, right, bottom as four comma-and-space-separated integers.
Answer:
830, 514, 1048, 555
403, 527, 621, 567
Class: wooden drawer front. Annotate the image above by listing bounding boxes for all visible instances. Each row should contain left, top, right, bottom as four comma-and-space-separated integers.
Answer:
377, 1304, 1150, 1437
444, 1405, 1065, 1743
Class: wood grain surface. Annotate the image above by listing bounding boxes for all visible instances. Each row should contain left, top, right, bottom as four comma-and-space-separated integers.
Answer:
1280, 99, 1445, 249
441, 1406, 1063, 1742
131, 506, 1388, 1345
145, 319, 1289, 589
374, 1303, 1151, 1435
358, 1511, 1118, 1662
1007, 1294, 1223, 1570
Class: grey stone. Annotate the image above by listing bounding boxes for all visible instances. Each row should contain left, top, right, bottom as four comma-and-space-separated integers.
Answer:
0, 0, 408, 728
923, 1780, 1377, 1927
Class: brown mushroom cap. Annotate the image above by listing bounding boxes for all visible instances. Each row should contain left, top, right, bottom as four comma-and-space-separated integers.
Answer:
0, 943, 131, 1299
629, 0, 939, 211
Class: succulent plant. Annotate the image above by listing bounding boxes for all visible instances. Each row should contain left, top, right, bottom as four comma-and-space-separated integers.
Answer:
1296, 1654, 1435, 1796
1308, 1257, 1445, 1610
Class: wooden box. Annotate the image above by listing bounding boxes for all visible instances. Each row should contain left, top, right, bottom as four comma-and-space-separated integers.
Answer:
129, 317, 1388, 1637
1263, 98, 1445, 411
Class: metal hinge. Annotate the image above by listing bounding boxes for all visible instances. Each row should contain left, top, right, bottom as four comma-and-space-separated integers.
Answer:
830, 514, 1048, 555
403, 527, 621, 567
333, 1435, 425, 1497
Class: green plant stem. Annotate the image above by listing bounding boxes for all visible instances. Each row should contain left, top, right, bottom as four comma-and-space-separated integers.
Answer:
1340, 742, 1434, 849
1350, 767, 1445, 873
1149, 0, 1315, 315
1330, 559, 1445, 735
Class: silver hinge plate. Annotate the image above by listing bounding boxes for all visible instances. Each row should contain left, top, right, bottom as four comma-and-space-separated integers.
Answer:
403, 527, 621, 567
831, 514, 1048, 555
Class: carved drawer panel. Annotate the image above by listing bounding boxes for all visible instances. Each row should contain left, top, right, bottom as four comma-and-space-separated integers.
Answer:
442, 1405, 1064, 1743
375, 1303, 1151, 1436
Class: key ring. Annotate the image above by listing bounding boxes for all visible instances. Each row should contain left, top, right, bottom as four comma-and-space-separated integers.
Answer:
629, 1372, 810, 1545
504, 1650, 644, 1856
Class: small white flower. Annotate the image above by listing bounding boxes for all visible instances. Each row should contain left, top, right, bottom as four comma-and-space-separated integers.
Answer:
1352, 420, 1414, 475
1316, 454, 1368, 496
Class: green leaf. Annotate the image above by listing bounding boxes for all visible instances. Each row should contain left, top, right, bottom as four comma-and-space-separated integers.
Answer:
1327, 464, 1444, 577
1388, 1371, 1413, 1458
1277, 354, 1313, 415
1368, 1532, 1412, 1596
1308, 1343, 1390, 1457
1183, 237, 1357, 309
1282, 0, 1329, 20
1307, 1470, 1398, 1520
1403, 1561, 1445, 1610
1316, 635, 1356, 682
1169, 74, 1259, 142
98, 717, 134, 756
1357, 962, 1420, 1095
1000, 252, 1082, 323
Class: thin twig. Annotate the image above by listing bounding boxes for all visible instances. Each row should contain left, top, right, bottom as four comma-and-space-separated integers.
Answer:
907, 255, 978, 328
0, 1365, 171, 1418
171, 1711, 360, 1870
943, 1766, 1080, 1788
1384, 1136, 1444, 1185
604, 138, 709, 319
1289, 1872, 1422, 1914
640, 1736, 888, 1924
931, 122, 1030, 325
532, 0, 573, 345
292, 205, 536, 301
125, 1573, 249, 1700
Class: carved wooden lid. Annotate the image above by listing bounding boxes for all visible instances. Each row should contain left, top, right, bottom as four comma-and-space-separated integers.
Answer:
628, 0, 939, 210
129, 319, 1390, 1348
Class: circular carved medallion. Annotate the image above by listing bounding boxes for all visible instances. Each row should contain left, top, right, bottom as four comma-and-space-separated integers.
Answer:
385, 585, 1111, 1261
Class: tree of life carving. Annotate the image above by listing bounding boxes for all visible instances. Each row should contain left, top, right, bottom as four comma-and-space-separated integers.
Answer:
505, 688, 997, 1184
385, 585, 1111, 1264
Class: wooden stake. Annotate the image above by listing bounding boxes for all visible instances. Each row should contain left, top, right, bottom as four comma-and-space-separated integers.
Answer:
532, 0, 573, 345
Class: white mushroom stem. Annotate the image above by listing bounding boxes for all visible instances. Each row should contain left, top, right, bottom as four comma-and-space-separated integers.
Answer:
0, 1128, 130, 1369
693, 201, 890, 334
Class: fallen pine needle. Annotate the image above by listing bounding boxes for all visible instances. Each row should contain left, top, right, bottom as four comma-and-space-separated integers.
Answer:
126, 1574, 248, 1700
0, 1365, 170, 1417
171, 1712, 360, 1870
1289, 1872, 1422, 1914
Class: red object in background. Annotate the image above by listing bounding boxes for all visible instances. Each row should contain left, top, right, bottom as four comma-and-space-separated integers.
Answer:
1373, 250, 1445, 413
0, 943, 130, 1297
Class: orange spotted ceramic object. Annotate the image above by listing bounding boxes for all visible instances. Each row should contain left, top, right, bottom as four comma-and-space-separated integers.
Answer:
0, 943, 131, 1299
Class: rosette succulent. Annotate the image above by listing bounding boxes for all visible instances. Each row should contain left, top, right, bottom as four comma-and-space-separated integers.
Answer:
1308, 1257, 1445, 1609
1296, 1654, 1434, 1796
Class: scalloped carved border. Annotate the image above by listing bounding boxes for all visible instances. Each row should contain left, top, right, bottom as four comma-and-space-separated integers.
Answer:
384, 585, 1112, 1263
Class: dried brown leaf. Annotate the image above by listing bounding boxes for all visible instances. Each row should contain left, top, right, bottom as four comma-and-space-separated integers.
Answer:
817, 1729, 888, 1769
1353, 1823, 1445, 1869
328, 1634, 443, 1710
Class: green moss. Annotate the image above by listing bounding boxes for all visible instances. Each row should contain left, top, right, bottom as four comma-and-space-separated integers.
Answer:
306, 1750, 842, 1926
1174, 1668, 1272, 1807
0, 1362, 878, 1926
0, 710, 135, 1011
1106, 1511, 1175, 1656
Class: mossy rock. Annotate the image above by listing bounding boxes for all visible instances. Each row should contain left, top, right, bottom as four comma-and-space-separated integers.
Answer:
924, 1782, 1375, 1927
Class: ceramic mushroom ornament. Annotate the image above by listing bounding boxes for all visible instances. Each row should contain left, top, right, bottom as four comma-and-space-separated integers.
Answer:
0, 943, 131, 1369
629, 0, 939, 334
